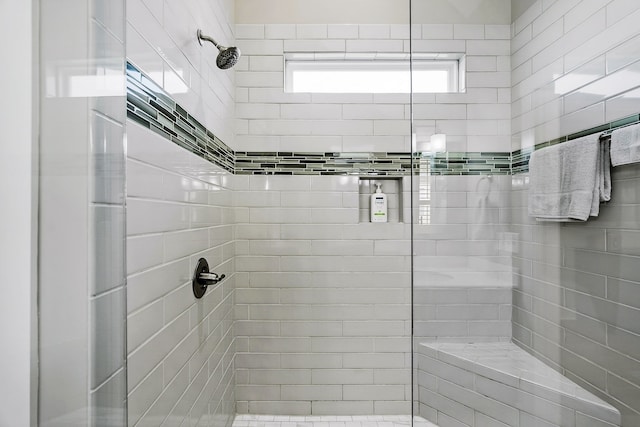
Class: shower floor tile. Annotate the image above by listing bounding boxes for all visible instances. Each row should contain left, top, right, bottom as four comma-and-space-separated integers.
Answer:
232, 414, 438, 427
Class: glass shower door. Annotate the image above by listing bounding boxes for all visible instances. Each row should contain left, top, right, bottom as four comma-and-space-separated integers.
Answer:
411, 2, 640, 427
38, 1, 127, 425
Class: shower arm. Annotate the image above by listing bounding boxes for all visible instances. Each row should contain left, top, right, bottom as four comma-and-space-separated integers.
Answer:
197, 29, 223, 51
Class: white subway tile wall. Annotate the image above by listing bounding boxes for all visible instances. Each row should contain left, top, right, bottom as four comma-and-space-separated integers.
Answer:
411, 174, 513, 344
511, 0, 640, 150
127, 0, 235, 146
510, 2, 640, 425
126, 121, 236, 427
234, 174, 412, 416
235, 23, 511, 153
234, 172, 513, 415
126, 0, 237, 423
511, 166, 640, 427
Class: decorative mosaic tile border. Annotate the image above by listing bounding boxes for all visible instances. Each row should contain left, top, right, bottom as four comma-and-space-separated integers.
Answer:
126, 62, 637, 177
234, 151, 512, 176
234, 151, 411, 175
429, 152, 511, 175
126, 63, 235, 173
511, 114, 640, 174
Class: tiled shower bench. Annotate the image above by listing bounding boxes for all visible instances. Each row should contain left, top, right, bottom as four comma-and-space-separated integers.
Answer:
417, 342, 621, 427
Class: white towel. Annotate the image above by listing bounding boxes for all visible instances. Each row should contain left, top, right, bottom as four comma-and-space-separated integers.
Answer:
610, 124, 640, 166
528, 134, 611, 221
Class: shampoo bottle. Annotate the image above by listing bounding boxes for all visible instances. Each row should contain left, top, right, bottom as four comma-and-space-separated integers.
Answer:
370, 183, 388, 223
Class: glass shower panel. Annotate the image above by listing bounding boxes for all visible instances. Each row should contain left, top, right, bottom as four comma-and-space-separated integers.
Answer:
38, 0, 127, 425
412, 2, 640, 427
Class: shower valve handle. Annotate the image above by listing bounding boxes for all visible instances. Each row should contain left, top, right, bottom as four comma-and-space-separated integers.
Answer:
198, 272, 226, 285
192, 258, 226, 299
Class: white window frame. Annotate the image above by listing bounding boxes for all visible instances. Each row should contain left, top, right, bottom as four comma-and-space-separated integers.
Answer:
284, 53, 464, 94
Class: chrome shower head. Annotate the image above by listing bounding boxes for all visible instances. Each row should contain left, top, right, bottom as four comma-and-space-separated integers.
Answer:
197, 29, 241, 70
215, 46, 241, 70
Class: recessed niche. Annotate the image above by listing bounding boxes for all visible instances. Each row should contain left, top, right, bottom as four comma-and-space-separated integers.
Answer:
358, 177, 403, 223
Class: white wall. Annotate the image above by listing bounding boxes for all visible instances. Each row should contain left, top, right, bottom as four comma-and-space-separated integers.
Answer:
234, 23, 511, 153
125, 0, 238, 425
511, 0, 640, 150
510, 1, 640, 425
233, 173, 513, 415
236, 0, 510, 25
127, 0, 236, 148
413, 174, 513, 341
0, 1, 37, 425
511, 0, 538, 21
234, 175, 413, 415
126, 122, 236, 426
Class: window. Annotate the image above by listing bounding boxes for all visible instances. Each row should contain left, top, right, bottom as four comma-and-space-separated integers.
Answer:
285, 53, 465, 94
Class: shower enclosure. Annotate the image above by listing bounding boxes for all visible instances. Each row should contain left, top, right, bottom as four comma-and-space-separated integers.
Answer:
30, 0, 640, 426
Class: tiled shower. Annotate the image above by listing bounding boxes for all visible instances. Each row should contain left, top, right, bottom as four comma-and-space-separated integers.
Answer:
23, 0, 640, 426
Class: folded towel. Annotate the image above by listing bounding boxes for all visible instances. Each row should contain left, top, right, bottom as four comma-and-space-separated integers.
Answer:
610, 124, 640, 166
528, 134, 610, 221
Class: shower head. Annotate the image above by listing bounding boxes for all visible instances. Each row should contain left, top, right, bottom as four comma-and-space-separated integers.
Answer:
215, 45, 241, 70
197, 29, 241, 70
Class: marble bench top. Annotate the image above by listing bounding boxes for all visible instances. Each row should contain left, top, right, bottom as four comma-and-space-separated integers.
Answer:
419, 341, 619, 422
